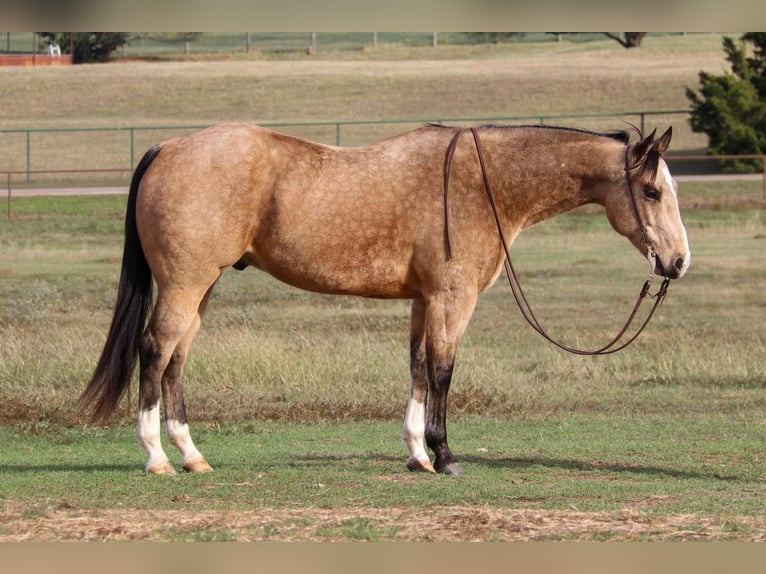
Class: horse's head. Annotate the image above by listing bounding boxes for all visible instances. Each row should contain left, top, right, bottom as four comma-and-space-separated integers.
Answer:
605, 127, 690, 280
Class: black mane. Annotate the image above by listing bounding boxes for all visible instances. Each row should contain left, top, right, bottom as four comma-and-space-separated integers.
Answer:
426, 122, 631, 145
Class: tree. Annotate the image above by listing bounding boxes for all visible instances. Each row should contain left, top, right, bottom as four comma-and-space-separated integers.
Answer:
548, 33, 647, 47
39, 33, 129, 63
604, 32, 646, 48
686, 33, 766, 173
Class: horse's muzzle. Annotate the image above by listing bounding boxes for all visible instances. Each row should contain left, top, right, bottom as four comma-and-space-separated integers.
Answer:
656, 254, 688, 280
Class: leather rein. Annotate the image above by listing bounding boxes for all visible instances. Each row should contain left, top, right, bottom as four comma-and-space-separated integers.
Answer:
443, 127, 670, 356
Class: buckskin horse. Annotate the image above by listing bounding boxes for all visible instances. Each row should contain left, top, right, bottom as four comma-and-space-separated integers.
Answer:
80, 123, 690, 476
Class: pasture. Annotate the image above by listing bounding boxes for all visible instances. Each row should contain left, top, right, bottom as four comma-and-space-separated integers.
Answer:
1, 34, 765, 540
1, 181, 764, 541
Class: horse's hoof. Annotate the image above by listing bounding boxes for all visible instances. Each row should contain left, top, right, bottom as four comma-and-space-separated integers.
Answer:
440, 462, 465, 477
146, 461, 177, 475
183, 459, 214, 473
406, 457, 436, 474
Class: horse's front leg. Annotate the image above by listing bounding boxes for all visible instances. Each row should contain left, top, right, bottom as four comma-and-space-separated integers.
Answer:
425, 350, 460, 475
423, 289, 477, 476
404, 299, 435, 473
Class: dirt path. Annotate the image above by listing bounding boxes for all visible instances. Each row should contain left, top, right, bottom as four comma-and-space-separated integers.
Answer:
7, 186, 128, 197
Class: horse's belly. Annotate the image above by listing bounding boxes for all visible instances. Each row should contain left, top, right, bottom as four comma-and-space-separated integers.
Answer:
243, 246, 419, 299
243, 182, 425, 299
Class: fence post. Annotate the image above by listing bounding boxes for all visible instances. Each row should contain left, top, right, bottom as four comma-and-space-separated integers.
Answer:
336, 123, 341, 146
130, 128, 135, 169
7, 172, 11, 220
25, 130, 31, 183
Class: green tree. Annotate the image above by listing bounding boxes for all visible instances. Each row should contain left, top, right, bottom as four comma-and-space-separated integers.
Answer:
686, 33, 766, 173
39, 33, 129, 63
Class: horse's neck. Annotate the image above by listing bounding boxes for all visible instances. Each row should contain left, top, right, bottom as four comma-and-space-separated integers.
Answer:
482, 131, 624, 229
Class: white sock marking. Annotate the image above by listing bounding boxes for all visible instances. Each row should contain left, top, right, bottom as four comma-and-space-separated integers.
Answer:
403, 396, 429, 464
167, 419, 205, 466
137, 404, 170, 471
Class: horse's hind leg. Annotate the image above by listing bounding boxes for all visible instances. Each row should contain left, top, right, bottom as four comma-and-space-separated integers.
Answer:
138, 279, 217, 474
163, 282, 217, 473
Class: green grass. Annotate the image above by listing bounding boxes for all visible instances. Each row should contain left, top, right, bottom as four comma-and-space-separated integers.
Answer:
1, 416, 763, 519
0, 187, 764, 539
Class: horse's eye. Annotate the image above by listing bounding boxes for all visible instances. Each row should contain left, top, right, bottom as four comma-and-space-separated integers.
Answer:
644, 187, 661, 201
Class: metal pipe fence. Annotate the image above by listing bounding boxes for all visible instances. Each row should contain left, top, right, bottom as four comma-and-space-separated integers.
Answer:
3, 110, 763, 220
3, 157, 764, 221
0, 110, 689, 182
670, 154, 766, 199
4, 168, 132, 220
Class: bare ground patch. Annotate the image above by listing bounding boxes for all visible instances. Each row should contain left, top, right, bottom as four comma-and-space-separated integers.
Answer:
2, 503, 765, 542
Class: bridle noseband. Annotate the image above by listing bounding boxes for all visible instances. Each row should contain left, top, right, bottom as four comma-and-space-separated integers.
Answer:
443, 127, 670, 356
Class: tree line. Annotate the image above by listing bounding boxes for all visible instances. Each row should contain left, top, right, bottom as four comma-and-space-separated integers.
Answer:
38, 32, 652, 63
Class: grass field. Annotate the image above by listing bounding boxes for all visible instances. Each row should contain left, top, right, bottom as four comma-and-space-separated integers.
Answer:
0, 181, 764, 540
1, 35, 765, 541
2, 416, 765, 541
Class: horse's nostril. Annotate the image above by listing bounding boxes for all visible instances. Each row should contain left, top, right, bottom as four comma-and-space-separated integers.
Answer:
674, 257, 685, 271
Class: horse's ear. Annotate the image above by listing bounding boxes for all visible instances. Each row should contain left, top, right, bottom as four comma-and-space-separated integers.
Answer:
628, 128, 656, 168
653, 127, 672, 156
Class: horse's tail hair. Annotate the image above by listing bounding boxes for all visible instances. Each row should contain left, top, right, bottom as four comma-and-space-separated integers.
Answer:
79, 144, 162, 423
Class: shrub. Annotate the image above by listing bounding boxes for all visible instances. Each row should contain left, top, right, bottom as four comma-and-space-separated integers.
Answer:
38, 32, 129, 64
686, 33, 766, 173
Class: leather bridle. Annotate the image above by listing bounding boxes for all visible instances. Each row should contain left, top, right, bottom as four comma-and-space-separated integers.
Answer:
443, 127, 670, 356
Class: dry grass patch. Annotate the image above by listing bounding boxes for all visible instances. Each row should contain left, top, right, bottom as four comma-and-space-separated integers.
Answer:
2, 504, 765, 542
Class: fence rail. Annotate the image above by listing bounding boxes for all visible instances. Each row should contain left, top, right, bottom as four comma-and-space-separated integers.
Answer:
0, 110, 689, 182
4, 157, 765, 221
4, 168, 132, 220
3, 109, 763, 221
671, 154, 766, 198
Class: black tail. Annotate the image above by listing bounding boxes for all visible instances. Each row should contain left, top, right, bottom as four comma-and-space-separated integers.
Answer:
79, 145, 162, 423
